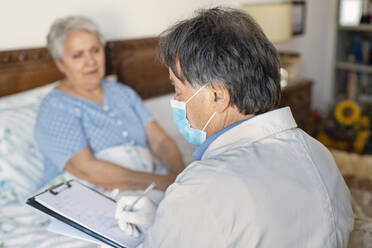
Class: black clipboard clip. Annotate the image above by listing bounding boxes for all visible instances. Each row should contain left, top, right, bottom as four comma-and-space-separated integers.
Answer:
49, 180, 72, 195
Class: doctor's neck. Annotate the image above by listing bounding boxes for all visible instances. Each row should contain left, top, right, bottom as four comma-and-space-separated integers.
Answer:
207, 107, 254, 138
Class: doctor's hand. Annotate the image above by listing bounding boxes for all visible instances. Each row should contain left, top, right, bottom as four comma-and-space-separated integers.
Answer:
115, 195, 157, 235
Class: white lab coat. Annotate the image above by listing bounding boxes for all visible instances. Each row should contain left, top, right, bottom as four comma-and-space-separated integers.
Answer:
140, 107, 354, 248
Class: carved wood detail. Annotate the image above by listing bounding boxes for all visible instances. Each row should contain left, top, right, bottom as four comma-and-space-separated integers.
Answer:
0, 47, 62, 97
106, 37, 172, 99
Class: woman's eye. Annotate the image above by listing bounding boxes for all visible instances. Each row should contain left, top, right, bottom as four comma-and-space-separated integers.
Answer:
93, 48, 100, 53
73, 53, 82, 59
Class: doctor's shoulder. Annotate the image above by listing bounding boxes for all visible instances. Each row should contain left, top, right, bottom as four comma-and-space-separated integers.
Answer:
166, 160, 222, 193
164, 160, 241, 212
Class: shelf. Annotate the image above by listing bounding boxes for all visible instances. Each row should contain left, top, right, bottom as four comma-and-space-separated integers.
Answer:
359, 94, 372, 104
338, 25, 372, 32
336, 62, 372, 73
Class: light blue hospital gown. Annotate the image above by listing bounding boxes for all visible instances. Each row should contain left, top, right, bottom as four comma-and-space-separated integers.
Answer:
34, 80, 153, 185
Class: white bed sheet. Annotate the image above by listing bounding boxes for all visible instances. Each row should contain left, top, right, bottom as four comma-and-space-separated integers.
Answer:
0, 203, 97, 248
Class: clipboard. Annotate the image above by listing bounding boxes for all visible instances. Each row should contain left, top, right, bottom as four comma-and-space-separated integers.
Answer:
27, 179, 144, 248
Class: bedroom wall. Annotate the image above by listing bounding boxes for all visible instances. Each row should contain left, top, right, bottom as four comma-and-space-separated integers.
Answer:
275, 0, 337, 113
0, 0, 335, 112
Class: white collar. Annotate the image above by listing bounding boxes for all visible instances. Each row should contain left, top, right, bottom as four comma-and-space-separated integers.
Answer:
204, 107, 297, 158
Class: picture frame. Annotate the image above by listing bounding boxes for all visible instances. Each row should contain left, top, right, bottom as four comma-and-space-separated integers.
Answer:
292, 1, 306, 35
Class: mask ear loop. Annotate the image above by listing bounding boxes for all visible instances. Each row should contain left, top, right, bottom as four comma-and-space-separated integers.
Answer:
202, 112, 217, 131
185, 84, 207, 104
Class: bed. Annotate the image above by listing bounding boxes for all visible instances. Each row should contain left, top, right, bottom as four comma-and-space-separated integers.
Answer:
0, 37, 194, 248
0, 37, 371, 247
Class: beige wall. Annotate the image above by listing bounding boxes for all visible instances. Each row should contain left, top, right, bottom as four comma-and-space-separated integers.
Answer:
0, 0, 246, 49
276, 0, 337, 113
0, 0, 336, 112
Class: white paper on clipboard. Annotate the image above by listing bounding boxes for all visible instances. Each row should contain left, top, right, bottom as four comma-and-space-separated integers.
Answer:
47, 218, 105, 246
32, 180, 144, 248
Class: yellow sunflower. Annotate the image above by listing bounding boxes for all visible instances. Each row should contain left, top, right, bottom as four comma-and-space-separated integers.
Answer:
353, 130, 371, 154
334, 100, 361, 126
354, 115, 371, 131
360, 115, 371, 129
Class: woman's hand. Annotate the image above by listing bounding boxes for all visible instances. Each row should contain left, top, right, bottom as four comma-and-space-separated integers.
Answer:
65, 146, 179, 191
145, 121, 185, 174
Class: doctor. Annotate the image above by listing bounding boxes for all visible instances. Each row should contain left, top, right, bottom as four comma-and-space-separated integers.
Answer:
115, 7, 354, 247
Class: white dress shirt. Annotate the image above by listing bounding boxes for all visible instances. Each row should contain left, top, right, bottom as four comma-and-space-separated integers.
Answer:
140, 107, 354, 248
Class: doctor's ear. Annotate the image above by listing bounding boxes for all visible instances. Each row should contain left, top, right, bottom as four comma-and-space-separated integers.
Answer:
210, 84, 230, 113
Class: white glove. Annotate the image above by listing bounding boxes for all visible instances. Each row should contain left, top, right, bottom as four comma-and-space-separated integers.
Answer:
115, 195, 157, 235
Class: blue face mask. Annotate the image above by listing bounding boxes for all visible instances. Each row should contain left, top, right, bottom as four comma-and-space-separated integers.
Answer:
170, 85, 216, 146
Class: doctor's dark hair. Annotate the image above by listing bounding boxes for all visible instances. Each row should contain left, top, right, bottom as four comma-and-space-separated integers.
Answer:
158, 7, 281, 114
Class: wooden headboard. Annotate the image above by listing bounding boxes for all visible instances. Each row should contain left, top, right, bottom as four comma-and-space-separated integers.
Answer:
106, 38, 172, 99
0, 37, 172, 99
0, 48, 62, 97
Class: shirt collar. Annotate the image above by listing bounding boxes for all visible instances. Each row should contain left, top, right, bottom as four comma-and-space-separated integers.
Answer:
204, 107, 297, 160
192, 116, 254, 160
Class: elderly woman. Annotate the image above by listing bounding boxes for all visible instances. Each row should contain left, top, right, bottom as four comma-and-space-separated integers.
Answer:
115, 7, 354, 247
34, 16, 184, 192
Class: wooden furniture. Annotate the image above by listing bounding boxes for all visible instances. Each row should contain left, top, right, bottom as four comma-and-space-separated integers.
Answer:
106, 38, 172, 99
279, 79, 313, 133
0, 48, 62, 97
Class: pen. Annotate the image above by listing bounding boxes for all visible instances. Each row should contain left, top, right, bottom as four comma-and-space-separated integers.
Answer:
109, 182, 156, 228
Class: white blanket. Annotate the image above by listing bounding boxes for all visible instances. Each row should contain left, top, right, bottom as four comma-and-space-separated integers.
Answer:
0, 203, 97, 248
95, 145, 156, 173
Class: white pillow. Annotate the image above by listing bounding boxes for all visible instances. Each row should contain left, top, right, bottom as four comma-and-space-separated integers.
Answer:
0, 83, 57, 111
0, 76, 116, 111
0, 82, 58, 206
0, 104, 45, 205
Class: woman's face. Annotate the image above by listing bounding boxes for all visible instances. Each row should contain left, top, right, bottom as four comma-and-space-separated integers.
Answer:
56, 29, 105, 90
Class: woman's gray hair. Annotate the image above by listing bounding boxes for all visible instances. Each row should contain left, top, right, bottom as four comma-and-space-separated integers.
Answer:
47, 15, 105, 61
